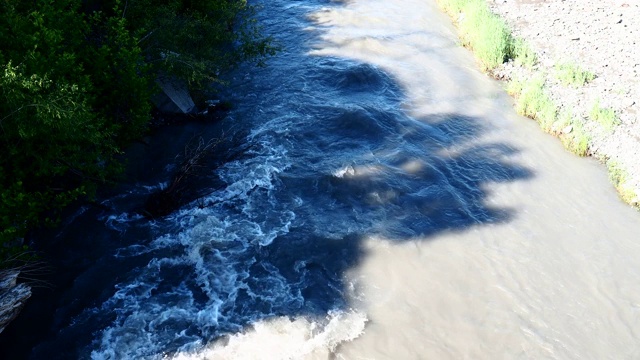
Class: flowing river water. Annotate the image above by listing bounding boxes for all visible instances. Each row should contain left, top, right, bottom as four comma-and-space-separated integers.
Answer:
3, 0, 640, 359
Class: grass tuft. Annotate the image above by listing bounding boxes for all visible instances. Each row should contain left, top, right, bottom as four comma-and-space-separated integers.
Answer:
557, 109, 590, 156
507, 76, 557, 132
437, 0, 537, 71
512, 38, 537, 69
608, 161, 638, 204
589, 99, 619, 131
554, 62, 595, 87
438, 0, 513, 70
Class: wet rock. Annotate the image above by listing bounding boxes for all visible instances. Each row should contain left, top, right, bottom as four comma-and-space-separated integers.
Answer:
143, 190, 180, 218
152, 76, 197, 115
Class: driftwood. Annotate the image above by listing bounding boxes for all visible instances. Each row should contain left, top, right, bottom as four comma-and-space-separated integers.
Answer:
0, 270, 30, 334
0, 252, 53, 333
0, 255, 50, 334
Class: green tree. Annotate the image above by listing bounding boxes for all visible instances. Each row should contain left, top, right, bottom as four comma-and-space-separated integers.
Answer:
0, 0, 274, 267
120, 0, 276, 87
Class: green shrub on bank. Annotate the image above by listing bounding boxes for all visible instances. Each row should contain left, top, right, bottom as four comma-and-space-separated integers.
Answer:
0, 0, 274, 267
496, 42, 593, 159
561, 124, 590, 156
512, 38, 537, 69
438, 0, 512, 70
557, 109, 590, 156
508, 76, 557, 132
589, 99, 619, 131
437, 0, 538, 70
555, 62, 595, 87
508, 79, 591, 156
608, 162, 637, 204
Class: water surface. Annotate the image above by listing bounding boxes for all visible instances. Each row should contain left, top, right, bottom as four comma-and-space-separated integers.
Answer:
2, 0, 640, 359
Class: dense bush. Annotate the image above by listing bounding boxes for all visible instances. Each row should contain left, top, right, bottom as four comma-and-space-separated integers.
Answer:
0, 0, 274, 266
121, 0, 276, 87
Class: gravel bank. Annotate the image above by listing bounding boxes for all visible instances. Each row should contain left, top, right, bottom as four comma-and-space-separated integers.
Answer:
487, 0, 640, 206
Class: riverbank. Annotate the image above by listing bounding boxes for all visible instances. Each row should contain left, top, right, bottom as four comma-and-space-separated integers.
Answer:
441, 0, 640, 207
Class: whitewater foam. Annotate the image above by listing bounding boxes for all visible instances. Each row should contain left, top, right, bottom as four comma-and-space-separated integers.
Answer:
171, 310, 367, 360
88, 116, 309, 358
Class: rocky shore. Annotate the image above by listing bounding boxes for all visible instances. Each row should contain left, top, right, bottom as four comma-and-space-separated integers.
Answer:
488, 0, 640, 205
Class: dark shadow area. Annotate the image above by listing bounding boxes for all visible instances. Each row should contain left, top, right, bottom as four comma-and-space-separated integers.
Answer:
0, 0, 533, 358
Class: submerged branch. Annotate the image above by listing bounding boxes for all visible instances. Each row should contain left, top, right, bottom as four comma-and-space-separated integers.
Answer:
143, 133, 253, 218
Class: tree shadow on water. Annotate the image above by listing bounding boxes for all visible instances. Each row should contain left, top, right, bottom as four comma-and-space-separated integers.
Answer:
264, 112, 532, 316
3, 110, 532, 360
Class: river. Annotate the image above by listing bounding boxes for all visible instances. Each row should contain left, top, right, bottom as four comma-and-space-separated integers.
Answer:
2, 0, 640, 359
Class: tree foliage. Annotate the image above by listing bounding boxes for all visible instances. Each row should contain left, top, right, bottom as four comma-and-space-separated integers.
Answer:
0, 0, 274, 266
122, 0, 276, 87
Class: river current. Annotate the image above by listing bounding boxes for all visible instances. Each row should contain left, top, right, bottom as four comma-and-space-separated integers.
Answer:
3, 0, 640, 359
